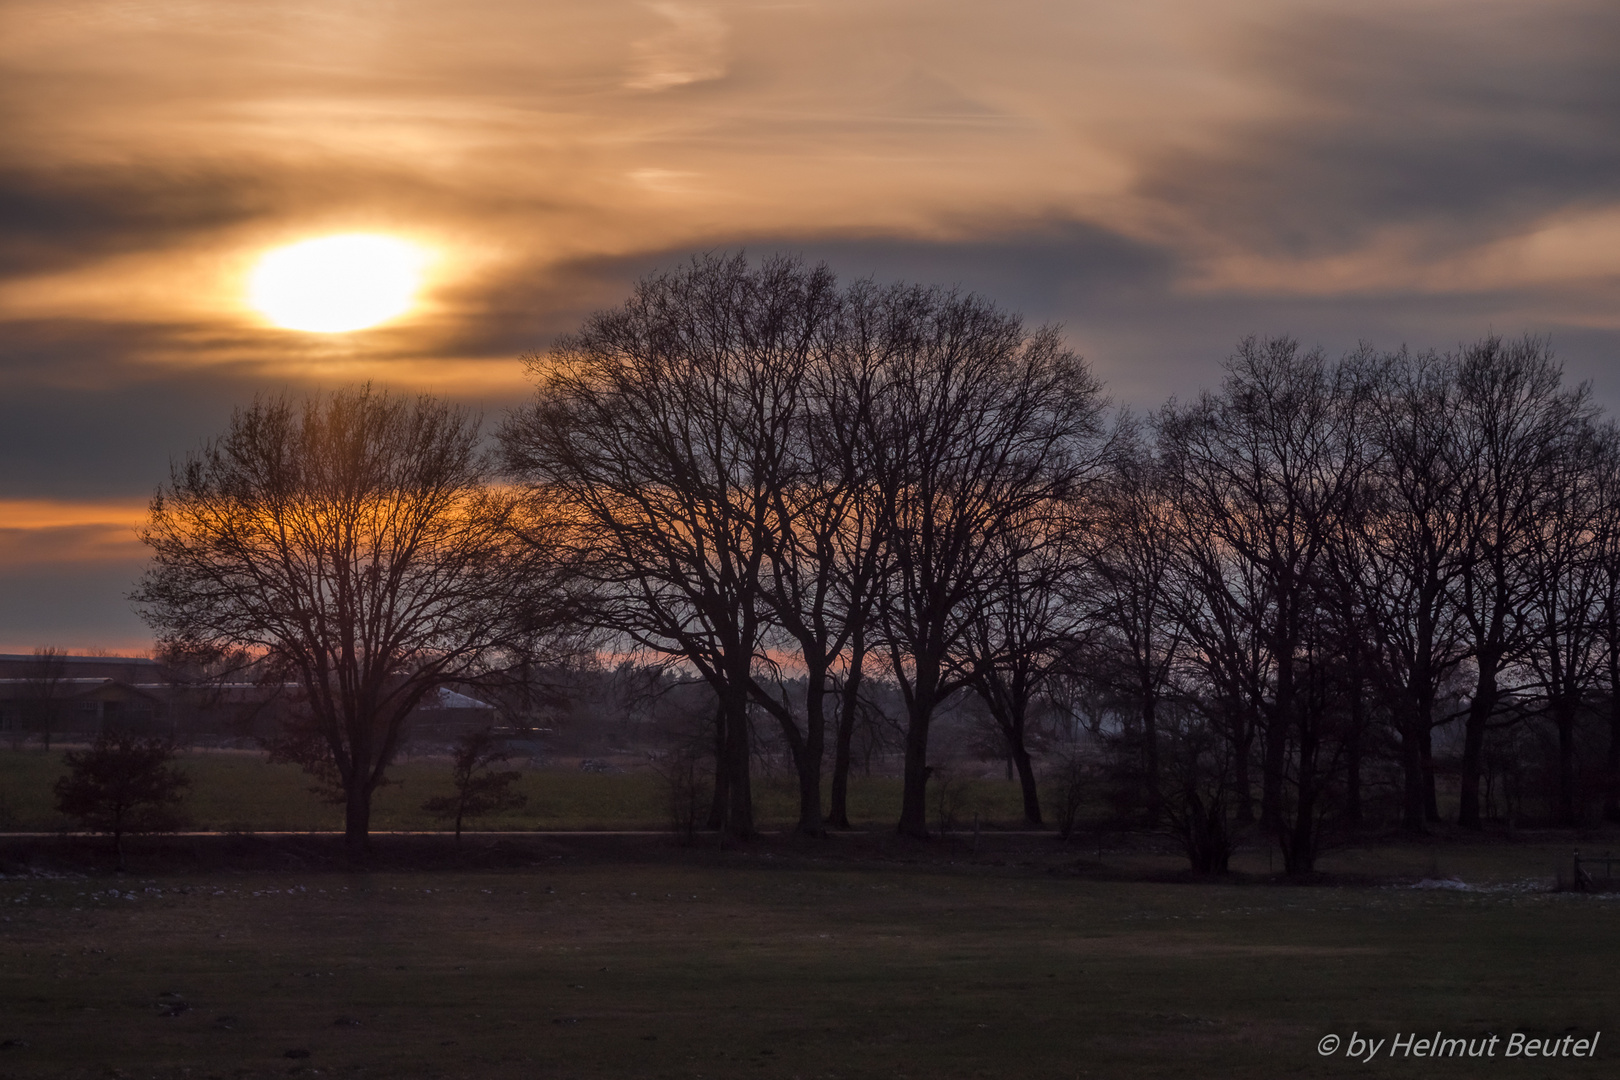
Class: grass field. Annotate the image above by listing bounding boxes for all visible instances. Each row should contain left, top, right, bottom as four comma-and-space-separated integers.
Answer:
0, 749, 1035, 833
1, 835, 1616, 1080
5, 747, 1617, 1078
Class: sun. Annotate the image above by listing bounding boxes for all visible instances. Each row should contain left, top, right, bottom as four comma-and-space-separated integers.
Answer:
249, 234, 429, 333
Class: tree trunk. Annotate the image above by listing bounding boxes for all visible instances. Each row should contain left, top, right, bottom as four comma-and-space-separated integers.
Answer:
1261, 713, 1286, 832
981, 682, 1042, 828
1231, 721, 1255, 825
827, 644, 864, 830
794, 680, 826, 838
344, 783, 372, 854
828, 687, 857, 829
896, 656, 941, 839
1345, 657, 1363, 825
1400, 715, 1427, 833
1420, 723, 1440, 824
1345, 710, 1363, 826
1011, 741, 1042, 827
1283, 714, 1319, 875
897, 709, 933, 838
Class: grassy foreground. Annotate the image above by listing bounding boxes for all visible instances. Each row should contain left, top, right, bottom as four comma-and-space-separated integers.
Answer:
1, 840, 1616, 1079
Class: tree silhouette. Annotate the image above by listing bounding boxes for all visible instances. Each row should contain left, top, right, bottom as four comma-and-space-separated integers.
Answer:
421, 727, 528, 841
502, 253, 842, 839
134, 386, 569, 853
55, 731, 189, 869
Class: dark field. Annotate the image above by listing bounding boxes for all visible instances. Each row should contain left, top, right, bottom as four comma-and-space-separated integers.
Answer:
1, 831, 1617, 1080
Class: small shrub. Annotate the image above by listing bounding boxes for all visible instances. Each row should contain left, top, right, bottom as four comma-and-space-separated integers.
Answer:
421, 728, 528, 841
649, 746, 713, 843
54, 730, 190, 868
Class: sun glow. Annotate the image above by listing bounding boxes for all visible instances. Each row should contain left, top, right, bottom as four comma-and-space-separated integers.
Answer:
249, 234, 429, 333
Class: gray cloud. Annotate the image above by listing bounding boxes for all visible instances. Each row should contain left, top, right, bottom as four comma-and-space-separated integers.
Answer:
0, 165, 274, 278
463, 221, 1620, 413
1142, 2, 1620, 257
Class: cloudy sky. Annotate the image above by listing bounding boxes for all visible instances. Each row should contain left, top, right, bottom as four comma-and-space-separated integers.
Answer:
2, 0, 1618, 651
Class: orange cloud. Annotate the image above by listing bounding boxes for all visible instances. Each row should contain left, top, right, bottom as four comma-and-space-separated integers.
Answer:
0, 499, 148, 566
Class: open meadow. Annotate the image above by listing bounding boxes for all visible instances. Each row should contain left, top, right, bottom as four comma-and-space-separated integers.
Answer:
4, 747, 1620, 1078
1, 830, 1618, 1080
0, 749, 1031, 834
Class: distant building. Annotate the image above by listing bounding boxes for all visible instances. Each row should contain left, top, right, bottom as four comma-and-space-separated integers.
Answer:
0, 653, 161, 683
0, 652, 499, 746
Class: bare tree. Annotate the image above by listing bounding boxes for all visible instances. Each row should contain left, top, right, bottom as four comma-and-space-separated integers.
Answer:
421, 727, 528, 841
1157, 338, 1370, 872
773, 280, 896, 832
1520, 418, 1610, 825
1080, 420, 1182, 822
1339, 349, 1472, 831
960, 506, 1088, 825
134, 386, 562, 853
501, 253, 841, 839
1157, 708, 1243, 874
23, 646, 69, 751
867, 288, 1107, 838
1451, 336, 1592, 828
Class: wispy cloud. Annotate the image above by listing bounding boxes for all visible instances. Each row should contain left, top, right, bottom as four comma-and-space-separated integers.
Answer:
626, 2, 728, 91
4, 0, 1620, 644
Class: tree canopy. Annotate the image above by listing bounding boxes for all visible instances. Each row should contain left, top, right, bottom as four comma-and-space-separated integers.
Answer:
134, 385, 569, 851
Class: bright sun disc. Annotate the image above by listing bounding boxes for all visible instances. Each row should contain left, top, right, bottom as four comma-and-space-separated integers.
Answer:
249, 234, 428, 333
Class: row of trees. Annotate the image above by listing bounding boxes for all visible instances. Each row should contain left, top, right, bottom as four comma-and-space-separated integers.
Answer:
1082, 336, 1617, 872
499, 254, 1109, 840
134, 253, 1620, 870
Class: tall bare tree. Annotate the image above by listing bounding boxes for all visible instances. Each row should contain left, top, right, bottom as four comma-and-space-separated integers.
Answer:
1080, 420, 1182, 822
134, 386, 560, 852
1157, 338, 1370, 872
757, 281, 894, 834
961, 505, 1089, 826
501, 253, 840, 838
1340, 349, 1472, 831
1593, 428, 1620, 823
1451, 336, 1592, 828
1521, 417, 1610, 825
867, 288, 1107, 838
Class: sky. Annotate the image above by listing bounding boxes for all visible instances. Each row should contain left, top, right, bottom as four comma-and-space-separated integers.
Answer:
2, 0, 1618, 652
